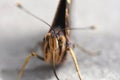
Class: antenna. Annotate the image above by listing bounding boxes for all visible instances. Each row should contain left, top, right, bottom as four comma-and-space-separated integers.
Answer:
16, 2, 97, 33
67, 25, 96, 30
16, 2, 51, 27
57, 25, 96, 34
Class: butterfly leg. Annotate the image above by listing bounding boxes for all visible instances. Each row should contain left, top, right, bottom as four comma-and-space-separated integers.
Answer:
67, 47, 82, 80
17, 52, 44, 80
73, 43, 100, 56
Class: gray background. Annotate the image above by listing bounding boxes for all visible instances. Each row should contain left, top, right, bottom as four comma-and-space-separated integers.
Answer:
0, 0, 120, 80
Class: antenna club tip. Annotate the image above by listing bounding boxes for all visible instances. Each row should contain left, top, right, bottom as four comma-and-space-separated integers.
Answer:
16, 2, 22, 8
90, 25, 97, 30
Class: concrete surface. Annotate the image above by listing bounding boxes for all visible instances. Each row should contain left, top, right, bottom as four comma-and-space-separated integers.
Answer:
0, 0, 120, 80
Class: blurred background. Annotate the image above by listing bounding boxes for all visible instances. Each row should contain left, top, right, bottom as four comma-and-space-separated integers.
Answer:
0, 0, 120, 80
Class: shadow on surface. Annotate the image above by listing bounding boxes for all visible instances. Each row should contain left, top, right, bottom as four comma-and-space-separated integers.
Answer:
1, 64, 59, 80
